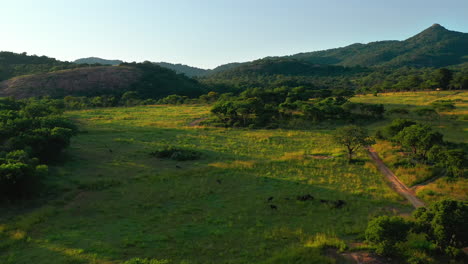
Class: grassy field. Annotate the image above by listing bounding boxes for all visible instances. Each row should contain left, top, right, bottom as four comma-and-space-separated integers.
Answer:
0, 105, 409, 264
0, 91, 466, 263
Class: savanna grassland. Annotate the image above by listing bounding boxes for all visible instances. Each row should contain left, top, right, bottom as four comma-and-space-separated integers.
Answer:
1, 104, 410, 264
0, 91, 466, 264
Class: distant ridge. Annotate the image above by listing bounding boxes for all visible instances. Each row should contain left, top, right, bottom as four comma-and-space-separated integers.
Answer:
74, 57, 124, 65
153, 62, 209, 77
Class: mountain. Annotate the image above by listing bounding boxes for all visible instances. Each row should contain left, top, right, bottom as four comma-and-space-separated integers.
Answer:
153, 62, 209, 77
0, 62, 206, 99
74, 57, 124, 65
287, 24, 468, 68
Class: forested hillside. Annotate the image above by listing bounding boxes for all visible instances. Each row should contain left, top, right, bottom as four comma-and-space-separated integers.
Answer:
288, 24, 468, 68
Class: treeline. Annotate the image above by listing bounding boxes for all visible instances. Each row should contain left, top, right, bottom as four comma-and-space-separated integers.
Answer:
355, 66, 468, 93
199, 58, 468, 93
0, 97, 77, 201
61, 90, 220, 109
209, 87, 384, 128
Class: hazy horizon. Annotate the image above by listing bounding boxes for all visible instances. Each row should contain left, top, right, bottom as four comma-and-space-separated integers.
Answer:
2, 0, 468, 69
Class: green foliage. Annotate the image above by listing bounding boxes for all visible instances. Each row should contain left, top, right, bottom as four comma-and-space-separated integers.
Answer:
150, 146, 202, 161
383, 119, 417, 139
0, 150, 47, 200
0, 97, 75, 200
158, 94, 188, 105
413, 199, 468, 256
394, 124, 443, 160
428, 147, 467, 178
333, 125, 374, 161
365, 215, 411, 256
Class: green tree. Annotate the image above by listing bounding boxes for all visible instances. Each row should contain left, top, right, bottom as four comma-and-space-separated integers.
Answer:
383, 119, 416, 139
333, 125, 374, 162
413, 199, 468, 256
365, 215, 412, 256
433, 68, 453, 89
394, 124, 443, 160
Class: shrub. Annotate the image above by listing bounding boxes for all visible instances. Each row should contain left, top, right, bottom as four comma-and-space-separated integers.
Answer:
0, 150, 47, 200
150, 146, 201, 161
365, 215, 412, 256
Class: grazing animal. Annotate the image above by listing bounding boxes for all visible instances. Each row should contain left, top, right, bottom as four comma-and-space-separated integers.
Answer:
176, 165, 182, 169
270, 204, 278, 210
284, 197, 290, 200
267, 196, 274, 202
216, 179, 222, 184
108, 149, 113, 153
320, 199, 329, 203
333, 200, 346, 209
297, 194, 314, 201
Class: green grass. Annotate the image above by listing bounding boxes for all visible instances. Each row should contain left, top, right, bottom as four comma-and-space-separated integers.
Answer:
2, 91, 466, 263
0, 105, 408, 264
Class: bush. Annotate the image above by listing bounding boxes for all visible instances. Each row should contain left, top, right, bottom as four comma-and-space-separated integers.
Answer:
0, 98, 75, 200
150, 146, 201, 161
365, 215, 412, 256
0, 150, 47, 200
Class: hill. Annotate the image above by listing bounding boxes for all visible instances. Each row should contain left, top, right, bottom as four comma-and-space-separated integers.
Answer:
74, 57, 124, 65
153, 62, 208, 77
152, 62, 246, 77
0, 51, 87, 81
288, 24, 468, 68
0, 63, 206, 99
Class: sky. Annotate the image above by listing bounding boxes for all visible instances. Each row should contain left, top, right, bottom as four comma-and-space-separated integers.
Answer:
1, 0, 468, 69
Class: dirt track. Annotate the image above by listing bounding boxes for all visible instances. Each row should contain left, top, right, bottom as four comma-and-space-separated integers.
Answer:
367, 147, 426, 208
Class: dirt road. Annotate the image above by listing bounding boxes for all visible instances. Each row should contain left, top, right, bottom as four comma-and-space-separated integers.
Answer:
367, 147, 426, 208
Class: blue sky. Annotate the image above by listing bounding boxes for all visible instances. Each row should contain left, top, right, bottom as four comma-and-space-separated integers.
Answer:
1, 0, 467, 69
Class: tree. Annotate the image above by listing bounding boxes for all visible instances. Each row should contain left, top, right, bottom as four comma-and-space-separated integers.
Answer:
333, 125, 374, 162
394, 124, 443, 160
383, 119, 416, 139
413, 199, 468, 256
365, 216, 412, 256
428, 147, 467, 178
120, 91, 140, 106
433, 68, 453, 89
